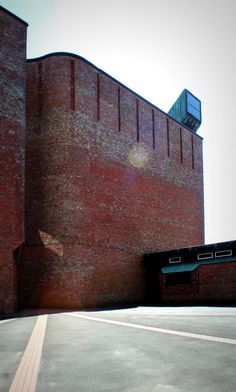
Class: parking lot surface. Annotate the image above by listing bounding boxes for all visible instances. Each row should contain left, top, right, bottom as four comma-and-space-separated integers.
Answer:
1, 306, 236, 391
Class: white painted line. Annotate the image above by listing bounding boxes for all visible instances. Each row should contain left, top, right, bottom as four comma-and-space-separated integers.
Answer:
8, 315, 48, 392
0, 319, 16, 325
87, 312, 236, 317
65, 313, 236, 346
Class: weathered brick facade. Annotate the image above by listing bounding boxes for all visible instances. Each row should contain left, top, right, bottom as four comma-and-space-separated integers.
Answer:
17, 53, 204, 310
0, 6, 205, 312
0, 7, 27, 313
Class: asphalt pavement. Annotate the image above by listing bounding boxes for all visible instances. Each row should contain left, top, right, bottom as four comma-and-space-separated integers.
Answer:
1, 306, 236, 392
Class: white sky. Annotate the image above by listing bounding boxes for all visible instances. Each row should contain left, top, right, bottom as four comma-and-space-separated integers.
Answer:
1, 0, 236, 244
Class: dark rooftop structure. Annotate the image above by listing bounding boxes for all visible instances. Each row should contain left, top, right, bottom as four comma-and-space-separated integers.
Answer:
168, 89, 202, 132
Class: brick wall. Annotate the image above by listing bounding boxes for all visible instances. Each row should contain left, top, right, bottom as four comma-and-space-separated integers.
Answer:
18, 53, 204, 309
159, 262, 236, 304
0, 7, 27, 313
199, 262, 236, 303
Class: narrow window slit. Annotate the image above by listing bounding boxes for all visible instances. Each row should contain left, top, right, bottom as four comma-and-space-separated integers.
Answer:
152, 109, 155, 149
97, 73, 100, 121
38, 62, 43, 115
180, 127, 183, 163
70, 60, 75, 111
191, 135, 195, 169
118, 87, 121, 132
136, 99, 140, 142
166, 118, 170, 157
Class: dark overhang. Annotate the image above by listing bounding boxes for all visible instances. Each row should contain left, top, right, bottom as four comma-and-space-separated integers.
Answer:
161, 256, 236, 274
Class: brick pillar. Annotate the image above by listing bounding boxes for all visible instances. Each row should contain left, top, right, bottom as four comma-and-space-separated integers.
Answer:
0, 6, 27, 313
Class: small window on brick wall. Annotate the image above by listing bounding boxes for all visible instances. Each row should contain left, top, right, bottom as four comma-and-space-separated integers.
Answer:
197, 252, 213, 260
165, 272, 192, 286
169, 256, 181, 264
215, 250, 232, 258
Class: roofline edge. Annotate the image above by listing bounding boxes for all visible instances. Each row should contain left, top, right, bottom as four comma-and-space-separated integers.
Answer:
0, 5, 28, 26
27, 51, 203, 139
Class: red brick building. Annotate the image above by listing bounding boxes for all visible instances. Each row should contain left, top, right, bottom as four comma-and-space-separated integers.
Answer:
0, 6, 205, 313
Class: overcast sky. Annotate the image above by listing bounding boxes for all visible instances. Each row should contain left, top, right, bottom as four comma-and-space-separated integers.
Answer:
1, 0, 236, 244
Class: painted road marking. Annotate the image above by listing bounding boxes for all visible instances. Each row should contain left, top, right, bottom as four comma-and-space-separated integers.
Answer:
65, 313, 236, 346
9, 315, 48, 392
0, 319, 16, 325
87, 312, 236, 317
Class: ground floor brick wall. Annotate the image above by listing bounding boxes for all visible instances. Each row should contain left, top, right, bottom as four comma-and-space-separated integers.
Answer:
18, 244, 145, 309
19, 166, 203, 310
158, 262, 236, 304
199, 262, 236, 303
0, 248, 17, 312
